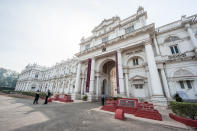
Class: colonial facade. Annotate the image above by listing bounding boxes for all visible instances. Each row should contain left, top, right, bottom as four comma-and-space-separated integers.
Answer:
15, 58, 78, 94
15, 7, 197, 105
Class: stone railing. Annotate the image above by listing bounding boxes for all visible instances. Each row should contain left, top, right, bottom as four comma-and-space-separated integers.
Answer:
157, 51, 195, 62
168, 53, 187, 59
156, 21, 181, 33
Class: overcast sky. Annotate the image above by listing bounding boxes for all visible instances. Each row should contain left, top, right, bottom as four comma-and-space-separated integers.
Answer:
0, 0, 197, 72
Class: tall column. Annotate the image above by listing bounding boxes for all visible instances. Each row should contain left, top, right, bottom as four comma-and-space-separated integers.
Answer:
49, 82, 52, 91
147, 70, 153, 97
51, 81, 54, 92
80, 77, 85, 97
160, 68, 171, 99
62, 81, 65, 94
18, 83, 20, 91
15, 83, 18, 90
24, 83, 26, 91
20, 84, 23, 91
20, 83, 23, 91
55, 82, 57, 93
54, 83, 57, 93
22, 83, 24, 91
57, 82, 60, 93
125, 72, 130, 98
83, 78, 86, 95
145, 42, 166, 106
89, 57, 95, 101
185, 24, 197, 53
191, 80, 197, 95
96, 75, 100, 99
17, 84, 20, 91
68, 80, 71, 94
27, 83, 30, 91
24, 83, 27, 91
153, 34, 160, 55
22, 84, 25, 91
72, 62, 81, 99
18, 83, 21, 91
117, 50, 125, 96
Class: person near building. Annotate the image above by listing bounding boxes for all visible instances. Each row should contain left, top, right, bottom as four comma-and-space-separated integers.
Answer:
44, 89, 51, 104
33, 90, 40, 104
101, 93, 105, 106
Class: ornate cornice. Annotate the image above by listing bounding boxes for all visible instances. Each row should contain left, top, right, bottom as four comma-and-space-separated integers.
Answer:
91, 16, 120, 33
156, 14, 197, 35
76, 24, 154, 57
155, 50, 197, 64
159, 36, 190, 46
80, 12, 148, 45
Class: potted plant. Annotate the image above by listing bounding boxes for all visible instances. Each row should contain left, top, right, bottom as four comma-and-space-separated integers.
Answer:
82, 95, 88, 101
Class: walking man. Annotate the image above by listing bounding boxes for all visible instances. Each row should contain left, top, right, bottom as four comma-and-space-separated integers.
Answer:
33, 90, 40, 104
44, 89, 51, 104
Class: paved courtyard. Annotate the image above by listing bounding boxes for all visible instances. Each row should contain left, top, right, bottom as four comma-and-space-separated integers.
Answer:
0, 95, 188, 131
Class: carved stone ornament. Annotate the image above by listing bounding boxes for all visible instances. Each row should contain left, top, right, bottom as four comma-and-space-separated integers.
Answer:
102, 47, 106, 52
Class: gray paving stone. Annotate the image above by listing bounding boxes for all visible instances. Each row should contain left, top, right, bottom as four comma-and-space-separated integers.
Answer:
0, 95, 188, 131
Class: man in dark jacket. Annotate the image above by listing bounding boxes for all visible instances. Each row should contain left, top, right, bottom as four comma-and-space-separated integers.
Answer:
33, 90, 40, 104
101, 93, 105, 106
44, 89, 51, 104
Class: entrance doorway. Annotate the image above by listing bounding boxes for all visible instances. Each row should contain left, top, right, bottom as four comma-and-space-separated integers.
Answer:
102, 79, 107, 94
101, 60, 117, 97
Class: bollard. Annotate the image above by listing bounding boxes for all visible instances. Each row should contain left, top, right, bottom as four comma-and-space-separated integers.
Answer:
115, 109, 125, 120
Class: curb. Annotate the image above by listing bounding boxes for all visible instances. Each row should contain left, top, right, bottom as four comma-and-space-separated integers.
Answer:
90, 107, 189, 130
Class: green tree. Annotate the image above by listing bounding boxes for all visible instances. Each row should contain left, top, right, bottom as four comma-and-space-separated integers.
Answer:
0, 68, 19, 88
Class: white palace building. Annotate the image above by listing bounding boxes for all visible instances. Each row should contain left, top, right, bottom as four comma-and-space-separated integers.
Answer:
15, 7, 197, 105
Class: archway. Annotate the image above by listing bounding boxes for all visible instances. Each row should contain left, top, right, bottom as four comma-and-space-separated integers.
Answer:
101, 60, 117, 97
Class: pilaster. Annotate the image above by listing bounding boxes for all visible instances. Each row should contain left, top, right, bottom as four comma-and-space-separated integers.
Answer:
153, 34, 160, 55
117, 49, 126, 97
88, 57, 96, 101
125, 72, 130, 98
160, 68, 171, 99
185, 23, 197, 54
145, 41, 167, 106
72, 62, 81, 100
96, 74, 100, 100
80, 77, 85, 98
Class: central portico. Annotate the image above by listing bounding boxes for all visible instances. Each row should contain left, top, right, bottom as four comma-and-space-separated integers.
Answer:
73, 49, 127, 101
72, 7, 168, 106
100, 59, 117, 97
73, 39, 166, 104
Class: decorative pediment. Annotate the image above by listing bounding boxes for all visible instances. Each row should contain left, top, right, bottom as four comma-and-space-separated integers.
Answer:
92, 16, 120, 33
129, 75, 147, 81
164, 36, 180, 43
173, 69, 194, 77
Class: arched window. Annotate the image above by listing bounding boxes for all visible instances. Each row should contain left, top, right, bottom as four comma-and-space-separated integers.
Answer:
173, 69, 194, 90
164, 36, 180, 43
35, 74, 38, 78
127, 56, 144, 67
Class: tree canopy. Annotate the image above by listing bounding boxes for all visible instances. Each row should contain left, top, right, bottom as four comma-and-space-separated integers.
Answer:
0, 68, 19, 88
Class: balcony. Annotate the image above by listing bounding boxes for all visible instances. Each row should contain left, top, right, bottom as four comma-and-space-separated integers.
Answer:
158, 51, 196, 63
